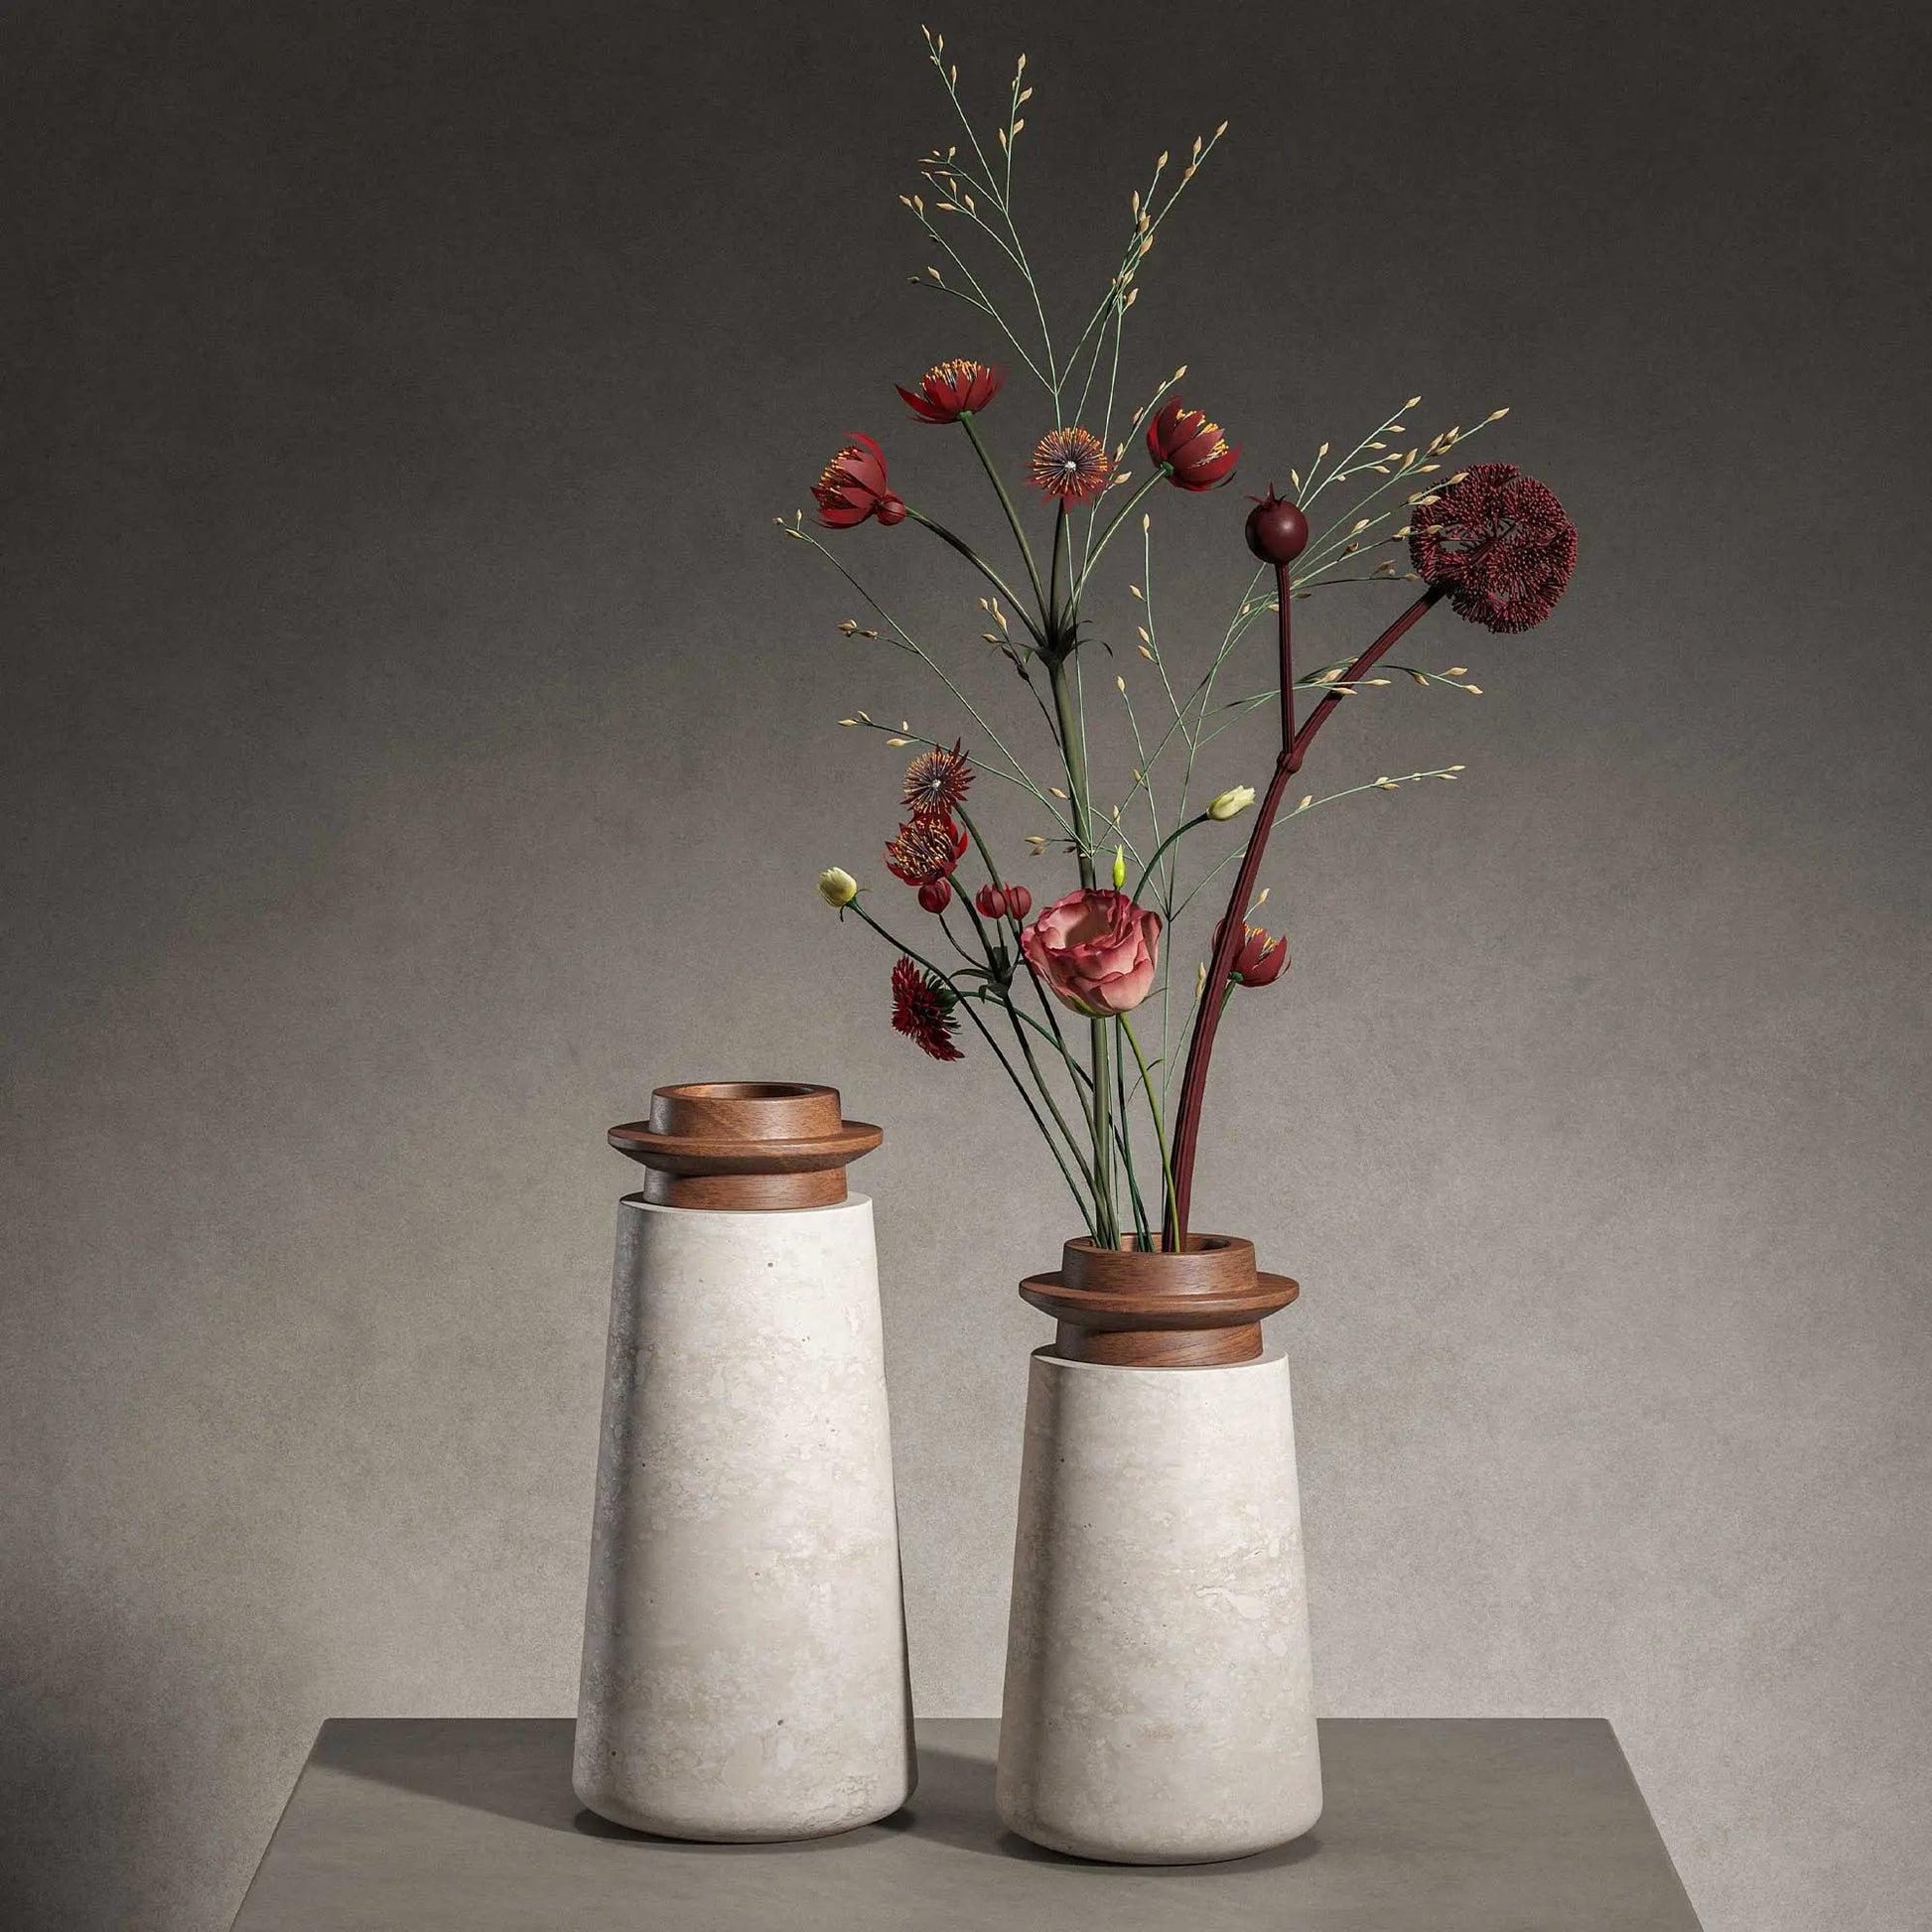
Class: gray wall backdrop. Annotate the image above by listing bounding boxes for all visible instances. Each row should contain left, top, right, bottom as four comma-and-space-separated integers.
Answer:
4, 1, 1927, 1926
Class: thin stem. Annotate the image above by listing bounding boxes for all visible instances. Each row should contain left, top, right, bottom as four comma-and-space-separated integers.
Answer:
1165, 582, 1448, 1245
849, 899, 1094, 1231
1065, 468, 1168, 623
958, 411, 1046, 622
902, 507, 1043, 647
1122, 1014, 1177, 1242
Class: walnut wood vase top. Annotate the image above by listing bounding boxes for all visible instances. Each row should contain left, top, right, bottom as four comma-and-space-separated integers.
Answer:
1022, 1234, 1299, 1367
609, 1082, 882, 1209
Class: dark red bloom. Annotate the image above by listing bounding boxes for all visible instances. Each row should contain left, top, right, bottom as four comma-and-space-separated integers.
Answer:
1245, 489, 1309, 565
1147, 399, 1240, 491
1408, 462, 1576, 633
897, 358, 1005, 424
974, 883, 1007, 918
1029, 427, 1114, 503
917, 878, 953, 913
1231, 923, 1288, 988
813, 433, 906, 529
885, 814, 968, 886
903, 741, 974, 819
891, 955, 964, 1061
1003, 884, 1032, 920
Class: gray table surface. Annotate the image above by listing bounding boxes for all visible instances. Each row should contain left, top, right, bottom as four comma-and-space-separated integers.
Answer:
230, 1717, 1703, 1930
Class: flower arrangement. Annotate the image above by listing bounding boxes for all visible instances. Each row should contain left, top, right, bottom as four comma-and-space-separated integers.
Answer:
787, 28, 1576, 1253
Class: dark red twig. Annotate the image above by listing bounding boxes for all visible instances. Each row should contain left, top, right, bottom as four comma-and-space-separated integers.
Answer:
1164, 578, 1449, 1247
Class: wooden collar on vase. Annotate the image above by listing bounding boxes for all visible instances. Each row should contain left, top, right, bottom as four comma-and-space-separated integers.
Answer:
609, 1082, 882, 1209
1021, 1234, 1299, 1367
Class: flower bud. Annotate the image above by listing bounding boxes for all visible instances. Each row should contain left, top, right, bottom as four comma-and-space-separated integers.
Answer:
817, 867, 859, 907
917, 877, 953, 913
1245, 489, 1309, 565
1208, 784, 1256, 821
1004, 884, 1033, 920
975, 883, 1009, 919
1111, 845, 1127, 889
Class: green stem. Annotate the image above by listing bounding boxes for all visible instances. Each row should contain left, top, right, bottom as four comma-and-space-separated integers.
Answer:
848, 900, 1094, 1231
902, 506, 1044, 647
1115, 1017, 1150, 1246
1122, 1014, 1177, 1241
1129, 811, 1213, 904
958, 412, 1046, 623
1065, 468, 1169, 623
1045, 645, 1115, 1244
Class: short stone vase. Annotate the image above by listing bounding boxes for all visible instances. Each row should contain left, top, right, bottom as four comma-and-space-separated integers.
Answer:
996, 1234, 1319, 1863
572, 1081, 915, 1841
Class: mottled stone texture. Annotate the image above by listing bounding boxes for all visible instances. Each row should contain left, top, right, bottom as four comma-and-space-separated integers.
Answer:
998, 1348, 1319, 1862
573, 1195, 913, 1838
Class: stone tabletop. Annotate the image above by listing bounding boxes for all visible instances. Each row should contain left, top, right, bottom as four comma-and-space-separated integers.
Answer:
230, 1716, 1703, 1930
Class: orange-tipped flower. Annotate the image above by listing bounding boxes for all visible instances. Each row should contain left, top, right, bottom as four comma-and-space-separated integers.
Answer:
1029, 427, 1114, 503
897, 358, 1005, 424
812, 433, 906, 528
1146, 399, 1240, 491
1231, 923, 1288, 988
885, 814, 968, 887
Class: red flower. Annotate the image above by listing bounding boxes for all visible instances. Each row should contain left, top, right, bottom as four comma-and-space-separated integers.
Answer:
1003, 884, 1032, 920
1146, 399, 1240, 491
897, 358, 1005, 424
813, 433, 906, 529
1408, 462, 1576, 633
885, 814, 968, 886
891, 956, 963, 1061
917, 878, 953, 914
1231, 923, 1288, 988
1021, 889, 1162, 1017
1029, 427, 1114, 504
977, 882, 1033, 920
903, 741, 974, 819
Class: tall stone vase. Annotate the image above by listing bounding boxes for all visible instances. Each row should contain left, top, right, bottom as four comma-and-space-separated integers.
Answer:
996, 1235, 1319, 1863
572, 1081, 914, 1841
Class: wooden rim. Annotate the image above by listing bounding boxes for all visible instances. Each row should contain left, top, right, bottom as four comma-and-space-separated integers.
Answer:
610, 1081, 881, 1209
1021, 1232, 1298, 1367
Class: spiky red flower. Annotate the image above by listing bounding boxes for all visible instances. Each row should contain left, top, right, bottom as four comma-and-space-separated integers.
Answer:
1029, 427, 1114, 503
891, 955, 964, 1061
884, 814, 968, 886
897, 359, 1005, 424
1408, 462, 1576, 633
1231, 923, 1288, 988
903, 740, 974, 819
813, 433, 906, 529
1146, 399, 1240, 491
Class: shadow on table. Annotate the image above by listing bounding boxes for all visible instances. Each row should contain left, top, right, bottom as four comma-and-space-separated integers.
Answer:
909, 1747, 1321, 1874
324, 1722, 1317, 1873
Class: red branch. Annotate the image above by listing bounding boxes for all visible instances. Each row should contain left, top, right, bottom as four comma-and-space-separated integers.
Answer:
1163, 578, 1449, 1247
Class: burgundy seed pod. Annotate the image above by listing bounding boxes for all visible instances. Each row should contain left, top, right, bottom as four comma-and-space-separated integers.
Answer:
1245, 489, 1309, 566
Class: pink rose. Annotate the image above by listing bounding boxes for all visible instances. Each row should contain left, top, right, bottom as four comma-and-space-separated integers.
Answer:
1021, 889, 1163, 1017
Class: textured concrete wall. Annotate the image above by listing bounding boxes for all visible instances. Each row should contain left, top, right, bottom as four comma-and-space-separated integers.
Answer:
2, 2, 1926, 1927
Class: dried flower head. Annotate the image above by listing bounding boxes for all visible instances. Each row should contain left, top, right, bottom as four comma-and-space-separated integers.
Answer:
812, 433, 906, 529
1028, 426, 1114, 503
897, 358, 1005, 424
902, 740, 974, 818
891, 955, 964, 1060
884, 814, 968, 886
1408, 462, 1576, 633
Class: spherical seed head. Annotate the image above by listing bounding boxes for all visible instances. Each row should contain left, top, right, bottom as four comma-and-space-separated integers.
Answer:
1245, 489, 1310, 565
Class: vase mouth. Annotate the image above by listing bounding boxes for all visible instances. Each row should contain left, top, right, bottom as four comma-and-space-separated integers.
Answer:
609, 1079, 882, 1209
1058, 1232, 1257, 1300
